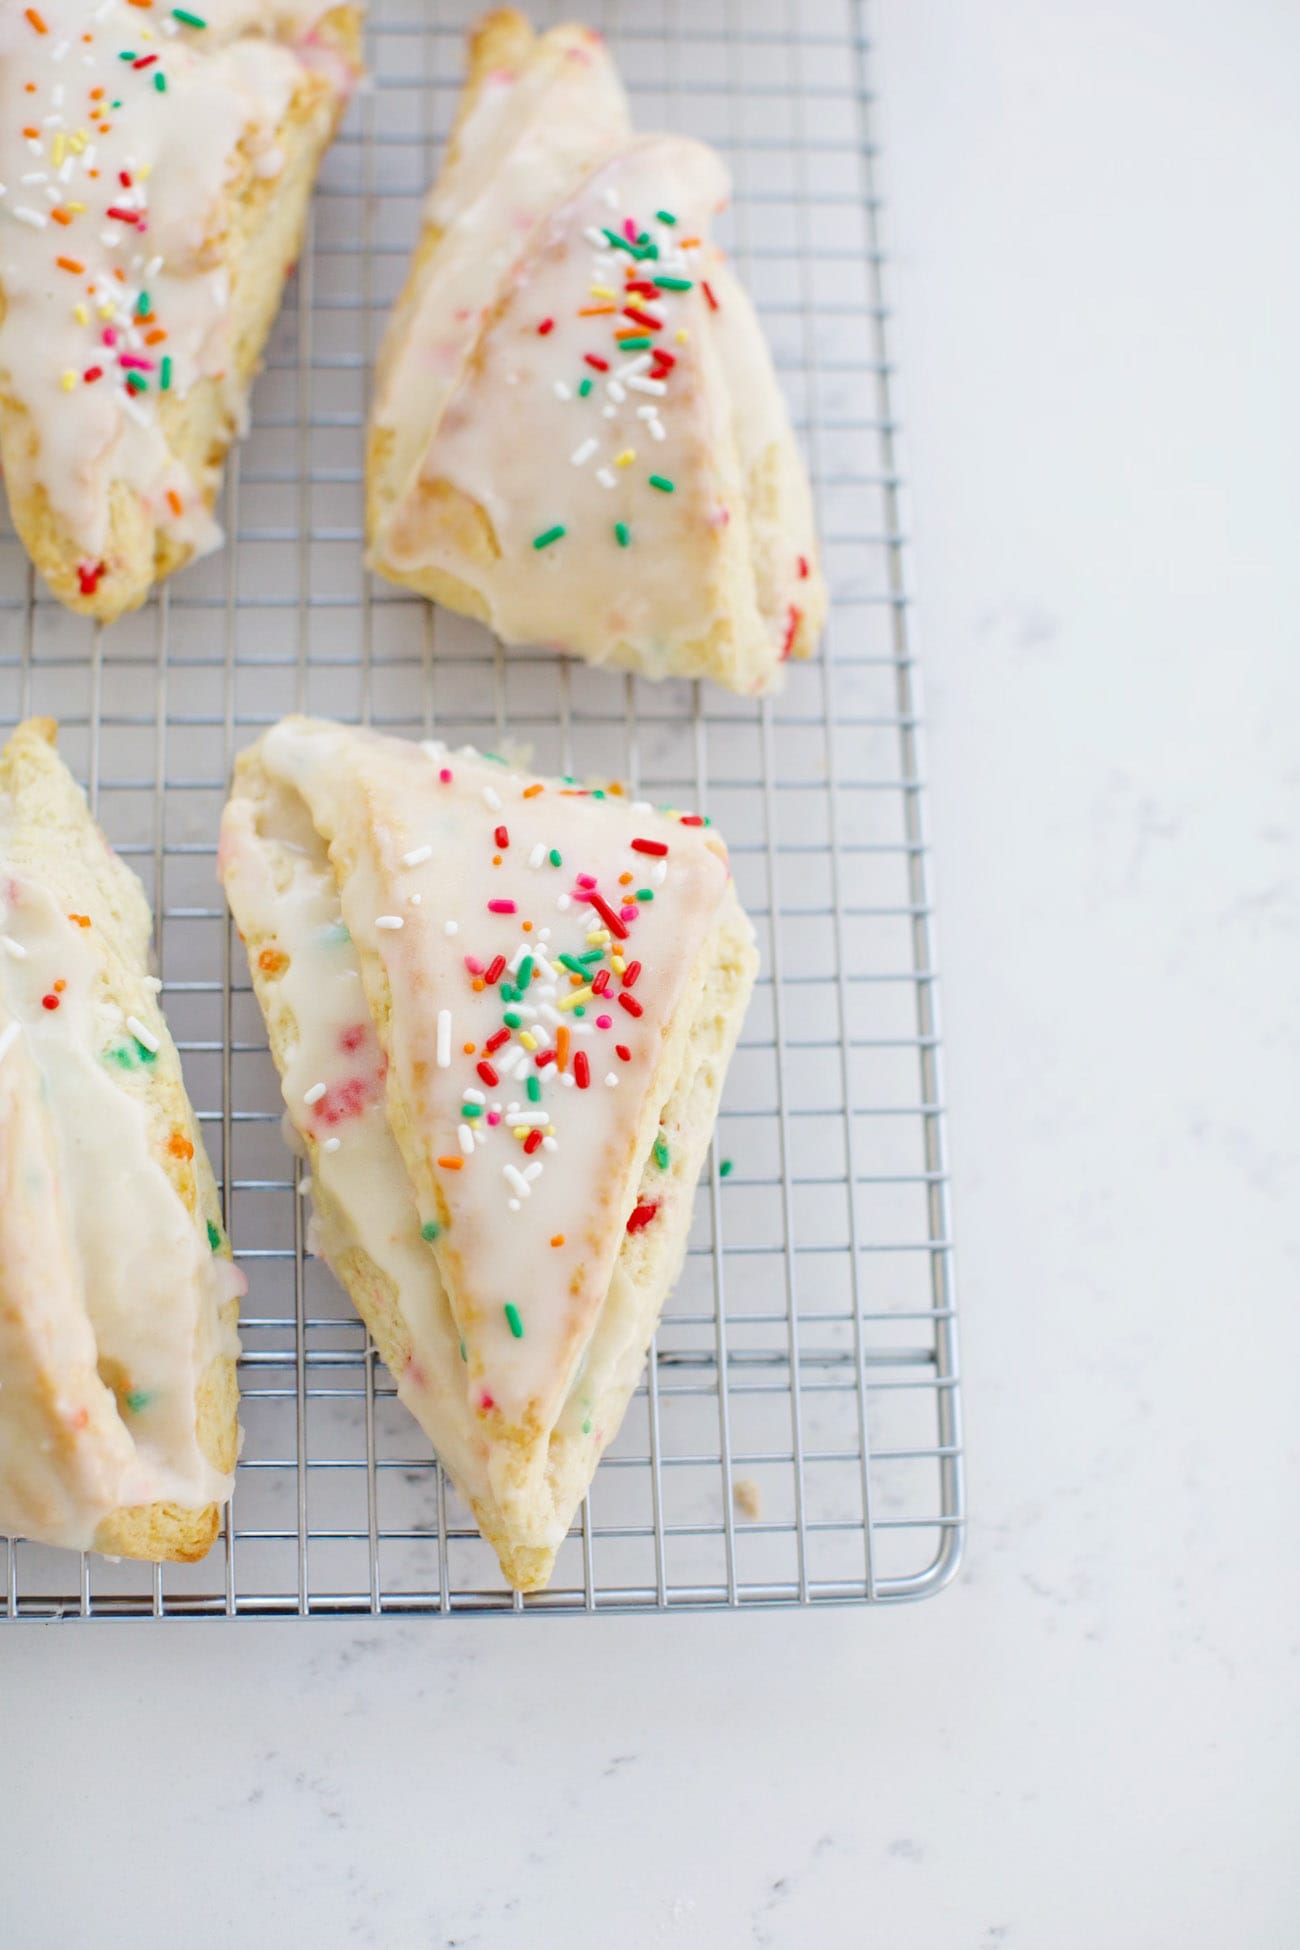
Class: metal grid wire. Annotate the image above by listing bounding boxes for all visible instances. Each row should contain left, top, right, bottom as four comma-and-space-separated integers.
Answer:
0, 0, 961, 1616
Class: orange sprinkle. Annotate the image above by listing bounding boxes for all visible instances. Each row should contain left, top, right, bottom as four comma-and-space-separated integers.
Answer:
51, 207, 73, 226
437, 1156, 464, 1171
57, 257, 85, 275
22, 126, 39, 139
166, 489, 183, 518
127, 0, 154, 7
578, 305, 617, 317
679, 237, 701, 248
90, 86, 104, 100
521, 920, 533, 931
556, 1024, 570, 1073
52, 979, 66, 994
67, 912, 91, 929
25, 9, 49, 35
471, 977, 485, 992
462, 1041, 476, 1055
522, 783, 544, 798
607, 782, 624, 795
258, 947, 288, 976
24, 82, 36, 93
144, 328, 166, 345
569, 972, 583, 987
492, 853, 502, 866
550, 1234, 565, 1248
168, 1132, 195, 1162
618, 872, 633, 886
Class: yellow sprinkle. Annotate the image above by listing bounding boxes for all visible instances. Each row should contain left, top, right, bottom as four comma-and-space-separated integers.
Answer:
52, 133, 65, 167
67, 200, 85, 214
69, 130, 87, 154
137, 162, 152, 180
614, 448, 636, 468
589, 283, 615, 299
60, 370, 77, 391
546, 1125, 556, 1137
611, 956, 626, 975
98, 301, 116, 319
557, 985, 593, 1013
586, 929, 610, 947
73, 302, 88, 325
675, 328, 689, 344
512, 1126, 529, 1140
518, 1031, 538, 1051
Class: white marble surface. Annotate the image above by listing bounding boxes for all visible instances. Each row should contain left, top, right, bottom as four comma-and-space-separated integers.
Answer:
4, 2, 1298, 1943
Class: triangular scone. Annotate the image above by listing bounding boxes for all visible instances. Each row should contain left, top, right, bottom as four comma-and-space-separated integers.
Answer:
221, 717, 756, 1589
366, 10, 825, 696
0, 721, 241, 1562
0, 3, 362, 623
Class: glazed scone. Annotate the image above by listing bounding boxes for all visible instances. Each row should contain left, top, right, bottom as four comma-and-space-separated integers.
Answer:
0, 1, 362, 623
366, 10, 825, 696
220, 717, 756, 1590
0, 720, 242, 1562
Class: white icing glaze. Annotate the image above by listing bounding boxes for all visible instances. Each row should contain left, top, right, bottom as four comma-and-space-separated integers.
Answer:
370, 27, 818, 684
0, 871, 240, 1550
221, 720, 730, 1449
0, 0, 345, 572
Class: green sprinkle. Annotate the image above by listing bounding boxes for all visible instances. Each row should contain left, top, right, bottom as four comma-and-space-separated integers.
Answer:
558, 952, 588, 977
124, 1389, 152, 1415
648, 474, 675, 493
517, 956, 534, 988
206, 1220, 223, 1251
582, 1417, 593, 1435
603, 227, 640, 257
656, 209, 678, 225
125, 371, 147, 394
615, 521, 631, 547
136, 291, 150, 317
526, 1073, 541, 1104
578, 377, 593, 398
653, 276, 692, 291
533, 524, 566, 550
462, 1102, 483, 1118
592, 788, 605, 799
618, 336, 652, 352
503, 1011, 521, 1030
499, 983, 518, 1003
160, 355, 172, 392
111, 99, 122, 109
119, 51, 136, 61
504, 1302, 524, 1340
573, 1005, 586, 1018
548, 848, 562, 868
719, 1158, 734, 1177
654, 1137, 670, 1169
635, 889, 654, 902
577, 949, 605, 965
482, 750, 508, 764
172, 7, 208, 25
421, 1220, 441, 1241
459, 1338, 467, 1363
154, 70, 167, 92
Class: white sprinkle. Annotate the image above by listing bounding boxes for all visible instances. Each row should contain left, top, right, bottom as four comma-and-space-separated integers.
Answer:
553, 380, 572, 401
627, 375, 667, 396
556, 894, 572, 911
12, 207, 47, 230
458, 1123, 475, 1156
602, 185, 620, 210
126, 1015, 160, 1054
403, 844, 432, 867
420, 739, 446, 762
0, 936, 28, 961
585, 225, 608, 249
617, 353, 652, 381
538, 1003, 560, 1028
0, 1023, 20, 1066
298, 1175, 312, 1197
444, 919, 459, 936
20, 172, 48, 187
375, 914, 404, 931
528, 842, 546, 869
303, 1082, 327, 1106
523, 1162, 544, 1183
631, 800, 654, 813
510, 1110, 550, 1128
51, 38, 69, 61
652, 859, 668, 884
596, 468, 616, 491
602, 405, 616, 420
436, 1009, 452, 1069
51, 84, 65, 109
605, 1072, 620, 1087
503, 1164, 530, 1200
463, 1087, 486, 1105
145, 256, 163, 280
542, 1135, 559, 1153
143, 976, 163, 993
571, 437, 598, 467
322, 1137, 341, 1155
410, 893, 422, 906
508, 1198, 521, 1212
483, 785, 503, 812
607, 380, 626, 404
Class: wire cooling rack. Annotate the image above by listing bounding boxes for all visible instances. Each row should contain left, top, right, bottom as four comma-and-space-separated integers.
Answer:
0, 0, 960, 1617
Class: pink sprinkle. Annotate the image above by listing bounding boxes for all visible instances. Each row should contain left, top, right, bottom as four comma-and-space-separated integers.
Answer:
623, 217, 638, 243
119, 354, 154, 372
487, 1110, 501, 1127
102, 328, 117, 347
487, 899, 516, 914
620, 906, 638, 922
479, 1390, 495, 1413
464, 955, 484, 975
596, 1013, 612, 1029
439, 767, 452, 783
576, 873, 597, 889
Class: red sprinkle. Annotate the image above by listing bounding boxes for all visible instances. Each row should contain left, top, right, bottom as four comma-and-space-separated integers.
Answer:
439, 767, 452, 784
83, 366, 104, 383
574, 1051, 590, 1090
477, 1060, 499, 1087
76, 559, 105, 596
650, 349, 677, 372
781, 605, 802, 661
524, 1128, 544, 1154
487, 899, 517, 915
591, 968, 611, 996
119, 170, 132, 187
479, 1391, 495, 1413
583, 354, 610, 372
622, 960, 642, 989
618, 992, 644, 1018
132, 53, 158, 69
588, 891, 629, 939
41, 993, 60, 1011
626, 1202, 659, 1234
534, 1049, 556, 1068
701, 280, 720, 312
494, 824, 509, 849
105, 206, 140, 223
798, 555, 810, 579
626, 280, 659, 297
484, 1027, 510, 1054
631, 837, 668, 856
615, 1044, 632, 1062
680, 815, 705, 827
484, 954, 507, 985
537, 317, 554, 335
623, 305, 663, 331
